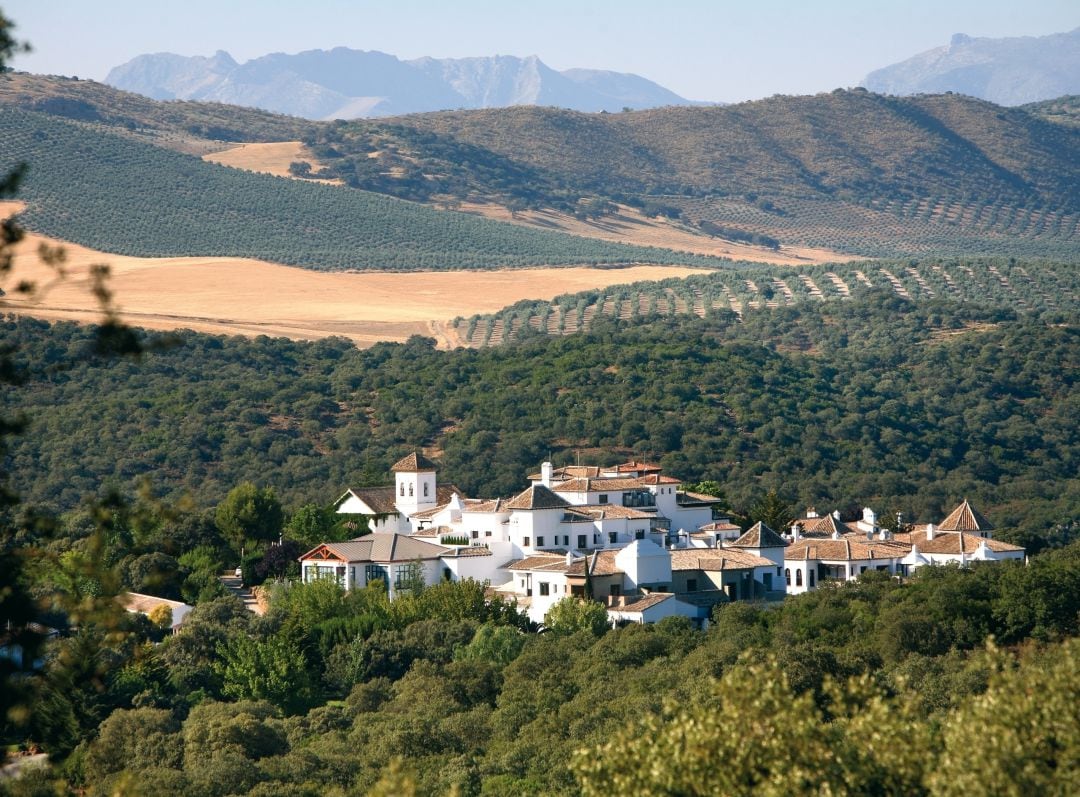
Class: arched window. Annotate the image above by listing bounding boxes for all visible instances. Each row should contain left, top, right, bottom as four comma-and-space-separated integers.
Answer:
408, 483, 414, 497
796, 569, 803, 587
785, 568, 791, 586
400, 484, 405, 497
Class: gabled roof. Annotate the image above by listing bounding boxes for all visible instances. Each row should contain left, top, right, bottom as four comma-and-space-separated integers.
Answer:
614, 593, 674, 613
785, 538, 910, 562
337, 484, 462, 516
300, 533, 448, 563
610, 460, 663, 474
336, 486, 398, 515
391, 451, 438, 472
506, 484, 572, 510
730, 522, 787, 549
527, 465, 602, 480
695, 519, 742, 534
798, 514, 854, 538
896, 530, 1021, 555
938, 500, 994, 533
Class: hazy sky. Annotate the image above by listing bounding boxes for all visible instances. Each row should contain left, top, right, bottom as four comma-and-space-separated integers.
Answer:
4, 0, 1078, 102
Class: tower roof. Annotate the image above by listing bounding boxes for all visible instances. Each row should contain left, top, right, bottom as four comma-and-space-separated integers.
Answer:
391, 451, 438, 473
505, 484, 572, 510
730, 521, 788, 549
938, 499, 993, 533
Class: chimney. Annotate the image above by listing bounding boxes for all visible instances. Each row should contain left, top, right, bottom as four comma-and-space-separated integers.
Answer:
806, 506, 818, 519
541, 461, 553, 487
792, 522, 802, 541
866, 526, 874, 541
926, 523, 935, 541
566, 551, 575, 568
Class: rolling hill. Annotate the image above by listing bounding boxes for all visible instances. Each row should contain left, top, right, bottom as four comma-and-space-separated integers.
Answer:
0, 107, 730, 271
3, 75, 1080, 262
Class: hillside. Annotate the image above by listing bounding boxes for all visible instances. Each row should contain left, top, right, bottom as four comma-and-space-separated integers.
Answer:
862, 28, 1080, 106
3, 77, 1080, 259
105, 48, 698, 119
447, 257, 1080, 347
0, 108, 729, 271
1023, 95, 1080, 128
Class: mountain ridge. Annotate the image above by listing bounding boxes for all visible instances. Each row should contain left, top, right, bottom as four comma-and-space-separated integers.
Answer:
862, 27, 1080, 106
105, 48, 701, 119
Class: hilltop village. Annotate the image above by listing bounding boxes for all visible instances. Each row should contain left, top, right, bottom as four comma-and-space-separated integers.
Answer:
299, 452, 1025, 625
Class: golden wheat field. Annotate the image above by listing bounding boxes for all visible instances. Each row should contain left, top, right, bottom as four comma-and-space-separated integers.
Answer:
1, 202, 713, 348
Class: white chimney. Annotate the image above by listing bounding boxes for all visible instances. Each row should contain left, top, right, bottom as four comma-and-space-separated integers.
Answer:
862, 507, 876, 526
926, 523, 935, 541
541, 461, 553, 487
566, 551, 575, 568
832, 510, 841, 520
806, 506, 818, 519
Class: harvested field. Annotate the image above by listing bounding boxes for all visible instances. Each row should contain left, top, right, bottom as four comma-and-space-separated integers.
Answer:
0, 202, 708, 349
202, 141, 341, 182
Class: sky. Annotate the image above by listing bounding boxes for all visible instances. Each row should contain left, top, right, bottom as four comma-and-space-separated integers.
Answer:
3, 0, 1078, 102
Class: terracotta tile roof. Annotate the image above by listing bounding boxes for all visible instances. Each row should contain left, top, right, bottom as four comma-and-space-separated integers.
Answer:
671, 549, 773, 571
506, 484, 572, 510
937, 500, 994, 533
677, 491, 724, 506
638, 474, 682, 485
610, 460, 663, 473
587, 550, 623, 576
785, 538, 910, 562
575, 505, 656, 520
441, 547, 494, 557
391, 451, 438, 472
527, 465, 602, 480
121, 593, 191, 613
614, 593, 674, 612
337, 486, 397, 514
554, 476, 665, 492
896, 530, 1022, 555
730, 522, 787, 549
336, 483, 461, 515
694, 520, 742, 534
506, 554, 571, 572
796, 514, 854, 538
464, 497, 506, 513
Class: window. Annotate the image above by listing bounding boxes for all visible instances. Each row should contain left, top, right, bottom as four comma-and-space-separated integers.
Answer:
485, 530, 492, 537
598, 494, 609, 504
393, 562, 423, 590
809, 570, 815, 587
785, 568, 791, 586
776, 567, 783, 577
423, 482, 429, 497
536, 536, 544, 547
539, 582, 550, 596
365, 564, 388, 587
563, 536, 570, 546
577, 535, 587, 549
593, 533, 600, 544
408, 483, 413, 497
471, 530, 478, 539
635, 530, 645, 540
400, 484, 405, 496
686, 578, 698, 592
524, 537, 531, 547
571, 585, 585, 597
608, 532, 617, 544
610, 584, 621, 597
796, 570, 803, 587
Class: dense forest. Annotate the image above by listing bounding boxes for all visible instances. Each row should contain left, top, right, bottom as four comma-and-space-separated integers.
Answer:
3, 291, 1078, 551
0, 109, 729, 272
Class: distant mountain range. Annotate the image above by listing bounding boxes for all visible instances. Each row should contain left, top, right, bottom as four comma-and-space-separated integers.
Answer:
104, 48, 700, 119
862, 27, 1080, 106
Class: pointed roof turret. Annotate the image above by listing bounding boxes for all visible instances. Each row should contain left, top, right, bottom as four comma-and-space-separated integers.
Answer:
730, 521, 788, 549
505, 484, 572, 511
938, 499, 993, 533
391, 451, 438, 473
